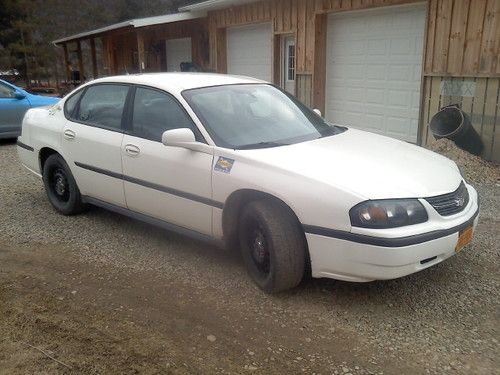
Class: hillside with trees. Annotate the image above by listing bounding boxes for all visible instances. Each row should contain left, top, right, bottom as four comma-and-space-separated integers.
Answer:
0, 0, 194, 85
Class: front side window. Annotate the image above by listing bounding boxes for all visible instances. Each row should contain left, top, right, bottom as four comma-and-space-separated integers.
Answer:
183, 84, 345, 149
75, 84, 129, 130
131, 87, 198, 142
0, 82, 16, 98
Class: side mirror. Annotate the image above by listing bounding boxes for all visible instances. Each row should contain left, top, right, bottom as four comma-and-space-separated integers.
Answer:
162, 128, 195, 146
161, 128, 212, 154
313, 108, 322, 117
14, 92, 26, 100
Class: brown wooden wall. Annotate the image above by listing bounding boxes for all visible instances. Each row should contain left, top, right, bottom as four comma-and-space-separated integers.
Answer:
425, 0, 500, 76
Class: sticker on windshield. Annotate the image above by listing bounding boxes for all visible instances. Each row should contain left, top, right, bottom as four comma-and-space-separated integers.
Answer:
214, 157, 235, 173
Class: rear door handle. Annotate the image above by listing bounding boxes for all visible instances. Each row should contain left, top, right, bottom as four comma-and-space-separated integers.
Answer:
63, 129, 75, 140
124, 144, 140, 157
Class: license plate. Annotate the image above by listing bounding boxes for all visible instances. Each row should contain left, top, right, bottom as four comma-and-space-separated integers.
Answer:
455, 226, 474, 252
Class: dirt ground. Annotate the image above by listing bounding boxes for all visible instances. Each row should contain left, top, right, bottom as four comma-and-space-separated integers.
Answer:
0, 140, 498, 374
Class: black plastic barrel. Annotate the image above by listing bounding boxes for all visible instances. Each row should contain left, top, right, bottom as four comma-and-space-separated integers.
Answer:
429, 105, 483, 156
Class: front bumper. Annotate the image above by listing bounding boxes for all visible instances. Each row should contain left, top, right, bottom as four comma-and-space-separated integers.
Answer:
306, 185, 479, 282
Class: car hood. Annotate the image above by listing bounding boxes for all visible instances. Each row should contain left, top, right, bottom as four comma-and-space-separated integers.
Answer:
236, 128, 462, 200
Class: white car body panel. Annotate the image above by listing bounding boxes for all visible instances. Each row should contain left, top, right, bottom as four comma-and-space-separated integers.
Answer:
17, 73, 479, 284
121, 134, 214, 236
62, 120, 126, 207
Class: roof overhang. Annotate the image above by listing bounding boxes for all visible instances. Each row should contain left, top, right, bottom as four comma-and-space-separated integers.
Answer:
179, 0, 255, 12
52, 11, 206, 45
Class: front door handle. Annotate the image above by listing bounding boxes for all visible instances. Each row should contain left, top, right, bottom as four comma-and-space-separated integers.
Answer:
63, 129, 75, 140
124, 144, 140, 157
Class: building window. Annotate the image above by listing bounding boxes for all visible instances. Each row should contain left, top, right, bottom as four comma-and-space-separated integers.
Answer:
287, 44, 295, 81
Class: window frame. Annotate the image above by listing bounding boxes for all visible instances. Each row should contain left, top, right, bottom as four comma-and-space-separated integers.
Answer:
124, 84, 206, 144
66, 83, 132, 133
287, 44, 296, 82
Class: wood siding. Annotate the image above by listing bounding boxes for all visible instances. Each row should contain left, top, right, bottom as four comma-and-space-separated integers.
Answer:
425, 0, 500, 76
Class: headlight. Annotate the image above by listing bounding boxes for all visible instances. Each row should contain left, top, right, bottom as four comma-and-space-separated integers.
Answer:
349, 199, 428, 229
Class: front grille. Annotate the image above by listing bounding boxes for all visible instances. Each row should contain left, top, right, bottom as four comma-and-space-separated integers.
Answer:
425, 181, 469, 216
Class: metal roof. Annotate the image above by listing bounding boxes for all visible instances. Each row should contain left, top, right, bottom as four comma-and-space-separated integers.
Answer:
52, 11, 206, 45
179, 0, 255, 12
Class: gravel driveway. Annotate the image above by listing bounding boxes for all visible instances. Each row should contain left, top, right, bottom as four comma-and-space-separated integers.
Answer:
0, 140, 498, 374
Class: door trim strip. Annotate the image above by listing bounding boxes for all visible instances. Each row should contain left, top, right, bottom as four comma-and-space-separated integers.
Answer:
74, 161, 224, 209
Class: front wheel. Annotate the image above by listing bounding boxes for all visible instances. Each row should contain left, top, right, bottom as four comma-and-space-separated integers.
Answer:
239, 200, 306, 293
42, 154, 86, 215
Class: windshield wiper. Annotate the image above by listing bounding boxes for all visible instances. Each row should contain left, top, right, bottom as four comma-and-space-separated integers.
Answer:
236, 141, 290, 150
319, 124, 347, 138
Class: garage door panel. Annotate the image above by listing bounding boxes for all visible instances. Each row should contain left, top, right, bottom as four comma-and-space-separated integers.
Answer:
165, 38, 192, 72
326, 5, 425, 143
227, 23, 272, 82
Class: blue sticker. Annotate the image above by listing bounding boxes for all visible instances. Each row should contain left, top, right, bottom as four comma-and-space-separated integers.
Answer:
214, 157, 235, 173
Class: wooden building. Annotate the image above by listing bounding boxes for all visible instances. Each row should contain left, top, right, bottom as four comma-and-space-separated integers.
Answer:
54, 0, 500, 162
53, 12, 209, 80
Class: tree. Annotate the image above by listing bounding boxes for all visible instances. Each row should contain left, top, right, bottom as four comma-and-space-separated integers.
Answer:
0, 0, 191, 84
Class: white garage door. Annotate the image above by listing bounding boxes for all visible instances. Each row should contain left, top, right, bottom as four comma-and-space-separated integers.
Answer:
227, 23, 272, 82
326, 5, 426, 142
165, 38, 192, 72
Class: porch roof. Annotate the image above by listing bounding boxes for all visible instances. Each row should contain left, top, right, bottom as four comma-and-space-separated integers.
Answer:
179, 0, 255, 12
52, 11, 206, 45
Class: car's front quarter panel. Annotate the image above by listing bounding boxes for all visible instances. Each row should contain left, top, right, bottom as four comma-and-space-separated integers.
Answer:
210, 149, 364, 239
210, 146, 479, 283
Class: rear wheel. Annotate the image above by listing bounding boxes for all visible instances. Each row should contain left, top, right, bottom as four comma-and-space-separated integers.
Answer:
42, 154, 86, 215
239, 200, 306, 293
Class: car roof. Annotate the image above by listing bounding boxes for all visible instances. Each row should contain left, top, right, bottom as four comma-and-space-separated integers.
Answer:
90, 73, 265, 94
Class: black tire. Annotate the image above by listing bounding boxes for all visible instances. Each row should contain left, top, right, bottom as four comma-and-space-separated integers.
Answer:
42, 154, 86, 215
239, 199, 306, 293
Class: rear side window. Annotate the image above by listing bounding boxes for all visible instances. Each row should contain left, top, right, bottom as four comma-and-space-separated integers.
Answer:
75, 84, 129, 130
131, 87, 199, 142
64, 89, 84, 119
0, 82, 16, 98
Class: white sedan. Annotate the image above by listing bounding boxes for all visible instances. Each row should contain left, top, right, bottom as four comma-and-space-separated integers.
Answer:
17, 73, 479, 292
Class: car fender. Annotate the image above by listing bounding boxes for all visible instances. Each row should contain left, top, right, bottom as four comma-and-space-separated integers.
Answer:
211, 151, 365, 240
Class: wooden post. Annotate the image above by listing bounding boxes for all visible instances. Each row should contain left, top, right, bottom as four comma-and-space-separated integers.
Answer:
76, 40, 84, 82
101, 36, 113, 75
137, 31, 146, 72
215, 28, 227, 73
312, 14, 327, 113
62, 43, 71, 81
273, 35, 281, 86
90, 38, 98, 78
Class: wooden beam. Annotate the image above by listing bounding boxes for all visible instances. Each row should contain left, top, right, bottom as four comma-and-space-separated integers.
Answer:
62, 43, 71, 81
216, 27, 227, 73
76, 40, 84, 82
137, 31, 146, 72
90, 38, 98, 78
313, 13, 327, 113
273, 34, 281, 86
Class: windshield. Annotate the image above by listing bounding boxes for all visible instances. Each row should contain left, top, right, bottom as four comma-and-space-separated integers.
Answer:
182, 84, 345, 149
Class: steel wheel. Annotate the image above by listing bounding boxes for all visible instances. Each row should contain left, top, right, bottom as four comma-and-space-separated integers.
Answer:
49, 167, 70, 203
245, 218, 271, 277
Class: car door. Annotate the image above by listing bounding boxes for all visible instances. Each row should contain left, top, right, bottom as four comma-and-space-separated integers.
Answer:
121, 86, 214, 236
0, 81, 31, 135
61, 83, 129, 207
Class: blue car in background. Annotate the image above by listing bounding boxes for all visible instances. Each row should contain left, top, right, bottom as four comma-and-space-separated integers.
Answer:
0, 79, 60, 139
